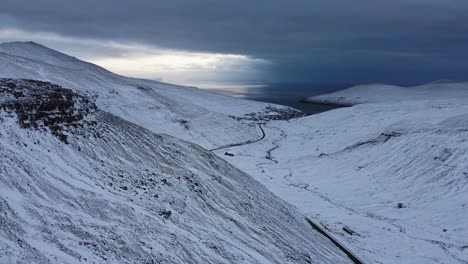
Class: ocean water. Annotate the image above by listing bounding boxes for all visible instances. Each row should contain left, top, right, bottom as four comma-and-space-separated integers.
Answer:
199, 82, 352, 114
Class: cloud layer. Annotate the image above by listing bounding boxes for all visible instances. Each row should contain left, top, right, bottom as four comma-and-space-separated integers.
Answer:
1, 0, 468, 84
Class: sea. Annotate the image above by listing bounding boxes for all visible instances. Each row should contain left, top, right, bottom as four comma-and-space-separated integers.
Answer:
197, 82, 352, 114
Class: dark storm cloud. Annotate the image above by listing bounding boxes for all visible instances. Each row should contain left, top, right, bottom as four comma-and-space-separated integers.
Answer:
1, 0, 468, 84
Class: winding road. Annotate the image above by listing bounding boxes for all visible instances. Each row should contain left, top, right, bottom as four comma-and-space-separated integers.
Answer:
209, 123, 266, 151
210, 122, 366, 264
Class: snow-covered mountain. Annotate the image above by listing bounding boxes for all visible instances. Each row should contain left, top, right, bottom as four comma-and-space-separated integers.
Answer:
0, 41, 297, 149
0, 78, 352, 263
304, 81, 468, 106
221, 83, 468, 263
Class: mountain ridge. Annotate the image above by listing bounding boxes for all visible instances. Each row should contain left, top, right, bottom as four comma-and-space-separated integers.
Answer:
0, 41, 297, 149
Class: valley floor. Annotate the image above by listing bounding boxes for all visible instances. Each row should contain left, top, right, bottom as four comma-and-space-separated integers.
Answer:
214, 100, 468, 264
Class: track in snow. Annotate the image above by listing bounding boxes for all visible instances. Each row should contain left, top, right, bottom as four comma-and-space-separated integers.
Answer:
209, 123, 266, 151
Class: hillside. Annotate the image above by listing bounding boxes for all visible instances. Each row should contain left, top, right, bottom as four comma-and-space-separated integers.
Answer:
0, 41, 300, 149
220, 85, 468, 263
0, 78, 351, 263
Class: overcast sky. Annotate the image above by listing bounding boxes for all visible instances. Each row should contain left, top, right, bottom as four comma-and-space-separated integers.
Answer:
1, 0, 468, 85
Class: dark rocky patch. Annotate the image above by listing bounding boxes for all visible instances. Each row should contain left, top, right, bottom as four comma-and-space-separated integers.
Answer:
174, 119, 190, 130
0, 78, 97, 143
433, 148, 452, 162
136, 86, 151, 92
344, 131, 403, 151
159, 210, 172, 219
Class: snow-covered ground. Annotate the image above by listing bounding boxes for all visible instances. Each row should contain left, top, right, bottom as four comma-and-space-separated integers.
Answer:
217, 87, 468, 263
2, 41, 468, 263
0, 41, 294, 149
0, 78, 351, 263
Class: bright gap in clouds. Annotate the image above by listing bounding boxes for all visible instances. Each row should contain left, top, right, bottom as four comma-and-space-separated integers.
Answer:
0, 28, 270, 85
89, 51, 269, 85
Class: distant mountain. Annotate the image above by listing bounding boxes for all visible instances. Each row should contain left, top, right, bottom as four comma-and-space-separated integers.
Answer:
304, 82, 468, 106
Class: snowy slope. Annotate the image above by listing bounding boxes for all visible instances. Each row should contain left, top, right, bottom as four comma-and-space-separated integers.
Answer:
305, 81, 468, 105
0, 41, 293, 149
216, 96, 468, 263
0, 79, 351, 263
0, 41, 102, 71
